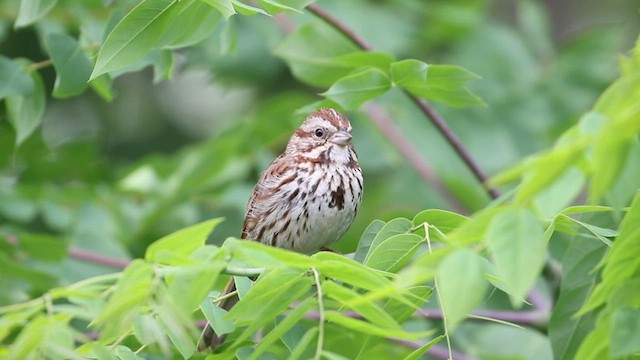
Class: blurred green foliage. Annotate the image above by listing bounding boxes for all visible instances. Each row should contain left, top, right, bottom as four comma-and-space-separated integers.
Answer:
1, 0, 640, 359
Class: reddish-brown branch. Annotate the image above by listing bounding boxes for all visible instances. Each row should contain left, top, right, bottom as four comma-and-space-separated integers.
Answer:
68, 247, 130, 270
306, 4, 500, 200
363, 102, 467, 213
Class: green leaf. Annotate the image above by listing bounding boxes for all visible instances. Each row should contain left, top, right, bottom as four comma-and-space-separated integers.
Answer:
383, 286, 432, 322
447, 206, 504, 245
92, 260, 153, 339
556, 215, 616, 246
364, 217, 412, 263
436, 248, 487, 332
515, 144, 586, 204
533, 167, 585, 219
145, 218, 223, 264
286, 326, 318, 360
6, 70, 45, 146
581, 192, 640, 313
354, 286, 432, 359
390, 59, 483, 107
354, 219, 385, 263
412, 209, 469, 241
257, 0, 304, 14
402, 336, 444, 360
0, 56, 33, 100
200, 293, 236, 336
200, 0, 236, 19
227, 238, 319, 268
323, 281, 401, 330
574, 312, 610, 360
229, 267, 312, 344
610, 307, 640, 357
116, 346, 143, 360
487, 208, 546, 306
231, 0, 269, 16
7, 315, 47, 359
248, 298, 316, 360
157, 307, 195, 359
89, 74, 115, 102
274, 21, 360, 87
312, 252, 392, 292
364, 234, 424, 272
44, 33, 93, 98
548, 236, 606, 360
91, 0, 178, 79
14, 0, 58, 28
321, 68, 391, 110
168, 262, 225, 313
156, 1, 223, 49
324, 311, 433, 339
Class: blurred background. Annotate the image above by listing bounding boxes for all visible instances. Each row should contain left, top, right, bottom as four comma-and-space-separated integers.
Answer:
0, 0, 638, 306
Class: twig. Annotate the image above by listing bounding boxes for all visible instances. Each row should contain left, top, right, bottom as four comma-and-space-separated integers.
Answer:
306, 3, 501, 200
68, 247, 130, 269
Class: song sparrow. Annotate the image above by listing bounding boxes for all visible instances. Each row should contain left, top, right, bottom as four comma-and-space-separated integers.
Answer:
198, 108, 363, 351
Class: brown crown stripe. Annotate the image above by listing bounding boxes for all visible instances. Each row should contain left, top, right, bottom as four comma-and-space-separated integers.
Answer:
311, 108, 350, 130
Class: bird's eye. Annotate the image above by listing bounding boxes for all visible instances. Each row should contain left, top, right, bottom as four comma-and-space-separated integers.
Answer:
314, 128, 325, 138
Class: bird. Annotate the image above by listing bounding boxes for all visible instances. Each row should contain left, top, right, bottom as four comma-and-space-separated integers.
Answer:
197, 108, 363, 351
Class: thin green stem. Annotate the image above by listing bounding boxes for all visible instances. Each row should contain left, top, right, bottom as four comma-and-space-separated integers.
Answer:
213, 289, 238, 304
311, 267, 324, 360
425, 224, 453, 359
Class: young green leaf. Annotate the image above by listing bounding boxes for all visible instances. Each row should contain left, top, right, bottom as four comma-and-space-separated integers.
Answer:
354, 219, 385, 263
390, 59, 483, 107
323, 311, 433, 339
44, 33, 93, 98
548, 237, 606, 360
228, 268, 312, 344
230, 0, 269, 16
168, 262, 225, 313
436, 248, 487, 332
14, 0, 58, 28
258, 0, 308, 14
157, 307, 195, 359
200, 293, 236, 336
286, 326, 318, 360
6, 70, 45, 146
487, 208, 546, 307
402, 335, 444, 360
321, 68, 391, 110
91, 260, 153, 339
364, 233, 424, 273
0, 56, 34, 100
155, 1, 223, 49
274, 21, 360, 87
580, 192, 640, 313
200, 0, 236, 19
247, 298, 317, 360
323, 281, 401, 330
412, 209, 469, 241
364, 217, 412, 263
91, 0, 178, 79
312, 252, 392, 292
227, 237, 320, 268
610, 307, 640, 357
145, 218, 223, 264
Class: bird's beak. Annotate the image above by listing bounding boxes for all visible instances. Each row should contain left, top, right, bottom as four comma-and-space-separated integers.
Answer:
331, 131, 352, 146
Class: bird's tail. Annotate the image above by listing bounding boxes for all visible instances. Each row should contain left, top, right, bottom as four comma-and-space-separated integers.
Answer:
197, 277, 238, 352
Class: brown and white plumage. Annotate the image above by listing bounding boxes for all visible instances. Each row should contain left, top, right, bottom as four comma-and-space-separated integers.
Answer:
198, 108, 363, 351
